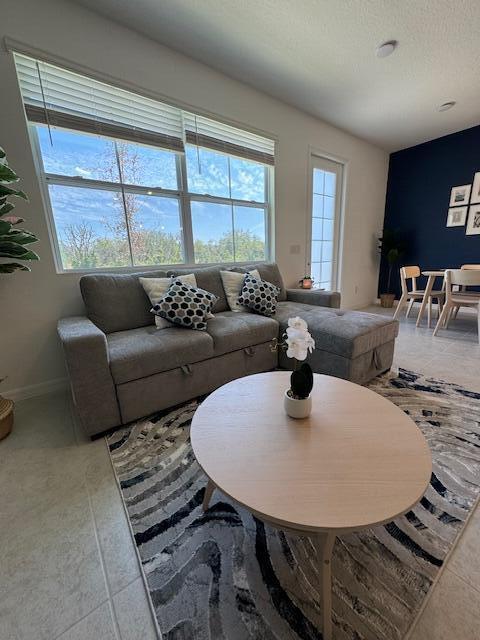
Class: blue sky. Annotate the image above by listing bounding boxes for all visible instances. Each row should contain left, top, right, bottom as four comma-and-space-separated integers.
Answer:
38, 126, 266, 243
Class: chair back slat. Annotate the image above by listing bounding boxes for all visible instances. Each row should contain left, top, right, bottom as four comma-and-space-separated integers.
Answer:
445, 269, 480, 300
400, 266, 420, 294
402, 266, 420, 279
461, 264, 480, 270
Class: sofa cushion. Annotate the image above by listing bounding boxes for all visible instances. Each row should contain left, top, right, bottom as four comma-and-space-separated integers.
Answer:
238, 273, 280, 317
206, 311, 278, 356
242, 262, 287, 301
107, 325, 214, 384
167, 265, 229, 312
274, 302, 398, 359
152, 279, 219, 331
220, 268, 261, 311
80, 270, 167, 333
140, 273, 197, 329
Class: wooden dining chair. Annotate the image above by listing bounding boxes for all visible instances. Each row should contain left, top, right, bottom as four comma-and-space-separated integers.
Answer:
393, 266, 445, 324
433, 269, 480, 342
451, 264, 480, 320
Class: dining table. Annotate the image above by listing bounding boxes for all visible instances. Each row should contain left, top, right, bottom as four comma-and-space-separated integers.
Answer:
416, 269, 446, 327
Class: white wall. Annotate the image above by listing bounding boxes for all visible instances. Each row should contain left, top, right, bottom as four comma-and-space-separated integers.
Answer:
0, 0, 388, 397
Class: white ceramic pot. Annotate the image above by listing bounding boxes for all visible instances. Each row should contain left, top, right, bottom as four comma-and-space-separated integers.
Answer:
284, 390, 312, 419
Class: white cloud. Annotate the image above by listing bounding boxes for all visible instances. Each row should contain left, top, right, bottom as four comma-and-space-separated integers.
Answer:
75, 167, 92, 177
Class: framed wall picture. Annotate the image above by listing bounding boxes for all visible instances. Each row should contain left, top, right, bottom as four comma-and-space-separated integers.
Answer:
446, 206, 468, 227
466, 204, 480, 235
470, 172, 480, 204
449, 184, 472, 207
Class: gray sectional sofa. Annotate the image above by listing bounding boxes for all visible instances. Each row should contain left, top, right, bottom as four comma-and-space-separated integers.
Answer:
58, 262, 398, 437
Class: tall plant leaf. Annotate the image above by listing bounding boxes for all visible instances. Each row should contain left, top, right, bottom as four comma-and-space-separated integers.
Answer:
0, 241, 39, 260
0, 164, 19, 183
0, 220, 12, 235
0, 229, 38, 245
0, 262, 30, 273
0, 202, 15, 216
0, 184, 28, 200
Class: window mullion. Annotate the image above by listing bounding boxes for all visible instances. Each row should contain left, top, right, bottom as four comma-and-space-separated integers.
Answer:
227, 157, 235, 262
113, 141, 134, 266
187, 193, 266, 208
45, 173, 181, 197
264, 166, 271, 261
178, 153, 194, 264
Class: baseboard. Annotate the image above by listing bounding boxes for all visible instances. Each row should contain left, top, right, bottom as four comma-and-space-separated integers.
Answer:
374, 297, 399, 307
2, 377, 68, 402
349, 298, 387, 310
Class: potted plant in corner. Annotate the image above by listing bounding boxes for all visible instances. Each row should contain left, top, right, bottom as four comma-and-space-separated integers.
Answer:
0, 146, 39, 439
299, 275, 313, 289
378, 228, 404, 308
281, 317, 315, 419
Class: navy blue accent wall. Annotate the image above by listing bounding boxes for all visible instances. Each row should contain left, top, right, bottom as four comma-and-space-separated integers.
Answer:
379, 124, 480, 298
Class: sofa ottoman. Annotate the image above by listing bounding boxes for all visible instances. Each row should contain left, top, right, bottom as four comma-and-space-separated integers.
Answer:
275, 302, 398, 384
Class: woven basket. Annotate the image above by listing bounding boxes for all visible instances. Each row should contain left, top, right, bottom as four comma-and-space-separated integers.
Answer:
0, 395, 14, 441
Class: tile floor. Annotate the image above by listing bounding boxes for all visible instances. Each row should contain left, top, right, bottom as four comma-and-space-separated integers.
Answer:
1, 303, 479, 640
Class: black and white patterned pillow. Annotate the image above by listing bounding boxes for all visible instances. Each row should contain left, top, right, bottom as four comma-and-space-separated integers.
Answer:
238, 273, 280, 317
152, 279, 218, 331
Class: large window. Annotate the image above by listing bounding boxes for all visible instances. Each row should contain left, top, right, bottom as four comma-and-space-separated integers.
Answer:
16, 54, 274, 271
186, 145, 267, 264
37, 127, 183, 269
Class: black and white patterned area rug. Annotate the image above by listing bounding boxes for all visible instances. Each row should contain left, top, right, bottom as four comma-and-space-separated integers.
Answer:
107, 370, 480, 640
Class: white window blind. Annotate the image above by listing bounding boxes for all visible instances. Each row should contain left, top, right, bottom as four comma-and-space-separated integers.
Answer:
14, 54, 185, 152
183, 113, 275, 165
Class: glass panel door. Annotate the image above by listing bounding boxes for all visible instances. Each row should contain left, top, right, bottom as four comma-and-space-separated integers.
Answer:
308, 156, 343, 291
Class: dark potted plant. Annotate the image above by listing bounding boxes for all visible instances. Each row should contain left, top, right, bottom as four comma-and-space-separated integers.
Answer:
0, 146, 39, 439
378, 228, 404, 308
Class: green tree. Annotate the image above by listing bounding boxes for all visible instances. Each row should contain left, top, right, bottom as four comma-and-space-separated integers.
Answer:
61, 221, 97, 268
59, 138, 265, 269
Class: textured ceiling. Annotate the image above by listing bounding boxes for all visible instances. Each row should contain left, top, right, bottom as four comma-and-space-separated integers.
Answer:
73, 0, 480, 151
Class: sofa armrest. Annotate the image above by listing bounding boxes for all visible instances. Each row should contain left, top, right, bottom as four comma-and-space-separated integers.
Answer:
286, 288, 341, 308
58, 317, 121, 437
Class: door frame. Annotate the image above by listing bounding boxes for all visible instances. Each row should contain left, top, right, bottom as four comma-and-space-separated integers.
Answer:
306, 146, 348, 292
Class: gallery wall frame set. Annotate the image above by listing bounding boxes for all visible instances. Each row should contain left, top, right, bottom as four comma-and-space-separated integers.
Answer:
447, 172, 480, 234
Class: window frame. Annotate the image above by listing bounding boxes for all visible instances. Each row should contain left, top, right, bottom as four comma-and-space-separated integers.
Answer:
306, 152, 345, 292
29, 124, 273, 274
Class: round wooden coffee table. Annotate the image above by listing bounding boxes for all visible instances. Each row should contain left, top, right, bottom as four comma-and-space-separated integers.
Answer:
191, 371, 431, 640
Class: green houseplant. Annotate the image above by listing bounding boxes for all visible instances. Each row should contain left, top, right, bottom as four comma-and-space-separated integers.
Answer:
0, 147, 39, 273
378, 228, 404, 308
0, 146, 39, 439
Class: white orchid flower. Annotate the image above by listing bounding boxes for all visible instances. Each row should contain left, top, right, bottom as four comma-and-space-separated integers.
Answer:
305, 334, 315, 353
285, 326, 306, 341
287, 316, 308, 332
286, 339, 308, 361
283, 316, 314, 361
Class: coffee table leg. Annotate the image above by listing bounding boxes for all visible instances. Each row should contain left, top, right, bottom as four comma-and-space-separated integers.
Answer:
318, 532, 336, 640
202, 479, 215, 511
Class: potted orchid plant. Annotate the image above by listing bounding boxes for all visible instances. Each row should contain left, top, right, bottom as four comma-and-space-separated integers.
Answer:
282, 317, 315, 419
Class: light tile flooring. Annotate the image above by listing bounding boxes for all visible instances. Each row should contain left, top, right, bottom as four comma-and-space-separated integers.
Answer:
1, 303, 479, 640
